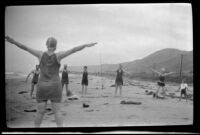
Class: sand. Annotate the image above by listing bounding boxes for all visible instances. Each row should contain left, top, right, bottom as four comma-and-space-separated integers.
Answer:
5, 74, 193, 128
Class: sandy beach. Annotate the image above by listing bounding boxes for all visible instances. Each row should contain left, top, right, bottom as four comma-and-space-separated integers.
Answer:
5, 73, 193, 128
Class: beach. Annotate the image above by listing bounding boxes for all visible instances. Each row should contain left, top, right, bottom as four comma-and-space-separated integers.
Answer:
5, 73, 193, 128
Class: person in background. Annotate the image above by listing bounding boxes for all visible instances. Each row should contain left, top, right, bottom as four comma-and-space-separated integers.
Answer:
60, 64, 73, 97
150, 67, 174, 98
26, 65, 40, 99
177, 79, 191, 102
81, 66, 88, 97
115, 64, 131, 97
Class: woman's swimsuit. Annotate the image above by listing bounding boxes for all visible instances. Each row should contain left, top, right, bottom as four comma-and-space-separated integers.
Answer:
115, 69, 123, 85
61, 70, 69, 84
36, 52, 62, 103
82, 71, 88, 86
157, 74, 165, 87
32, 70, 40, 84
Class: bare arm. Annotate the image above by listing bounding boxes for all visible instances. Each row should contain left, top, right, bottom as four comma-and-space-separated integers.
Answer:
123, 69, 131, 75
56, 42, 97, 61
176, 86, 181, 92
150, 68, 160, 75
163, 72, 175, 76
25, 71, 33, 82
5, 36, 43, 61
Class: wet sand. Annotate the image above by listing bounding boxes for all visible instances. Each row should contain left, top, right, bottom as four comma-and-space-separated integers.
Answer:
5, 74, 193, 128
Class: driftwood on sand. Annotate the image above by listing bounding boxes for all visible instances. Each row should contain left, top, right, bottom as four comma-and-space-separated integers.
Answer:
120, 100, 142, 105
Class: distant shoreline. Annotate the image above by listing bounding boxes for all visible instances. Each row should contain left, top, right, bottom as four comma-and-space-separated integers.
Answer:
5, 71, 193, 86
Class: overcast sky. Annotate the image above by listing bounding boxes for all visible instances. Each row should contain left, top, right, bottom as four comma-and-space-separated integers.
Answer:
5, 4, 193, 73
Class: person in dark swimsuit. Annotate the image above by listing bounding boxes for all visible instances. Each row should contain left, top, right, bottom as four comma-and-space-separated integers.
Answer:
177, 79, 191, 102
81, 66, 88, 97
115, 64, 131, 97
5, 35, 97, 127
61, 64, 73, 97
151, 68, 174, 98
26, 65, 40, 98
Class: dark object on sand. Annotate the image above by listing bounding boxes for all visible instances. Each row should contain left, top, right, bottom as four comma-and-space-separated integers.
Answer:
46, 108, 52, 111
146, 91, 154, 95
103, 103, 109, 105
110, 84, 116, 87
83, 103, 89, 108
68, 97, 78, 100
157, 96, 165, 99
120, 100, 142, 105
18, 91, 28, 94
24, 109, 37, 112
68, 95, 79, 100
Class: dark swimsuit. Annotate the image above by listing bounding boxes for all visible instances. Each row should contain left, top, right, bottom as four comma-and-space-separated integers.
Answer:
61, 70, 69, 84
181, 84, 187, 96
181, 88, 187, 96
36, 52, 62, 103
82, 71, 88, 86
115, 70, 123, 85
32, 70, 39, 84
157, 74, 165, 87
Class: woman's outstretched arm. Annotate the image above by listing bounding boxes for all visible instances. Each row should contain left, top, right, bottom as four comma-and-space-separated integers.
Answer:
5, 36, 43, 60
56, 42, 97, 61
25, 71, 34, 82
150, 68, 160, 75
123, 69, 131, 75
163, 72, 175, 76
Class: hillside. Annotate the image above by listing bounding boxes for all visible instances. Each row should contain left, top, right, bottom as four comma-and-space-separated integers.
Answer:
69, 48, 193, 75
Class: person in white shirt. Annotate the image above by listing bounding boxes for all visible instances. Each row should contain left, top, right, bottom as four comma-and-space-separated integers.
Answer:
177, 79, 190, 101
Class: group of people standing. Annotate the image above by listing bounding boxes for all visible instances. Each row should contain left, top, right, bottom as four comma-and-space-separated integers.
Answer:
26, 64, 89, 99
5, 36, 191, 127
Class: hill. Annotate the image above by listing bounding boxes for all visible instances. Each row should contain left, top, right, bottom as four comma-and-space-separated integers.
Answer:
69, 48, 193, 76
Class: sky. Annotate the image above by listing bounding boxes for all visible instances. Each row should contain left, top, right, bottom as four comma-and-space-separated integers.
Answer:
5, 4, 193, 73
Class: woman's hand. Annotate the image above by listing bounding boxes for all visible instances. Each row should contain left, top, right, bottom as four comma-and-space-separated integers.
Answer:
86, 42, 97, 47
5, 36, 16, 44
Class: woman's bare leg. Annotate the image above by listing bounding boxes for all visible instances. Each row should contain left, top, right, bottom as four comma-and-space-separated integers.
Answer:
85, 85, 87, 95
185, 94, 187, 102
30, 83, 35, 98
61, 82, 64, 94
51, 102, 63, 127
65, 84, 69, 96
179, 92, 182, 101
115, 85, 118, 96
119, 85, 122, 96
155, 86, 161, 98
81, 85, 84, 97
34, 102, 47, 127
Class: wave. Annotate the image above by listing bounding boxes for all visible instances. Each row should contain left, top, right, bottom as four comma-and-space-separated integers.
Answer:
5, 72, 27, 79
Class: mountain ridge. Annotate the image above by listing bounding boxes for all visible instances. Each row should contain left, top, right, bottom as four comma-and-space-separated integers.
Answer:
68, 48, 193, 75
